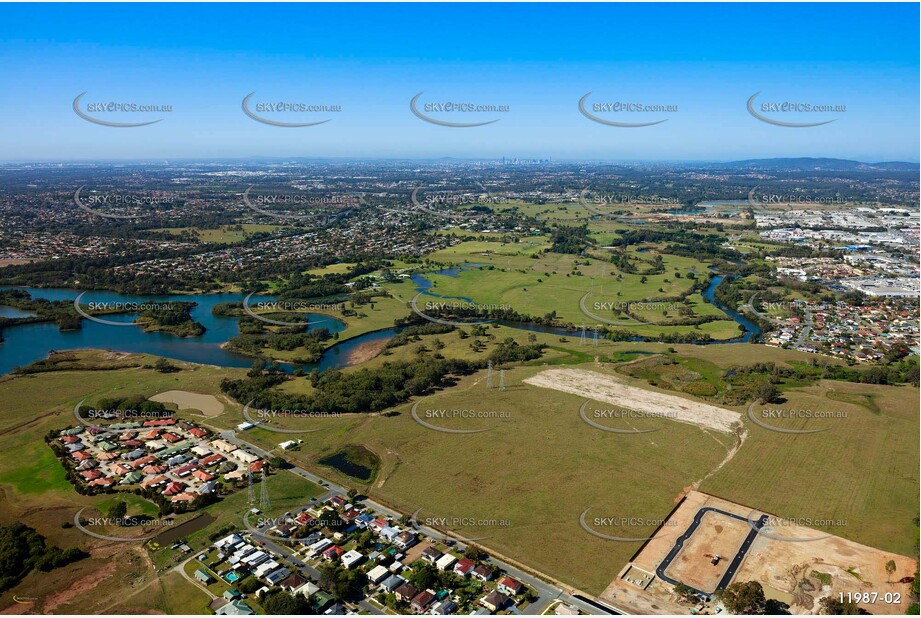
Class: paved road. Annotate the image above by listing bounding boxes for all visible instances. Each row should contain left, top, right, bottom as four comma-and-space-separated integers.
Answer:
655, 507, 768, 596
745, 293, 813, 347
744, 293, 784, 326
795, 306, 813, 347
221, 428, 614, 615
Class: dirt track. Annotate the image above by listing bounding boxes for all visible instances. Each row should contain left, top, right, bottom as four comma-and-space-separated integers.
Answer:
524, 368, 741, 433
150, 390, 224, 417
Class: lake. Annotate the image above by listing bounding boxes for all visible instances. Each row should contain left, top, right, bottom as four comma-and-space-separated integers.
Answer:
0, 267, 758, 375
0, 287, 353, 375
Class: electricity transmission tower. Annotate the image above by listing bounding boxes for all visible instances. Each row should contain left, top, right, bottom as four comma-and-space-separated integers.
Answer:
259, 469, 271, 511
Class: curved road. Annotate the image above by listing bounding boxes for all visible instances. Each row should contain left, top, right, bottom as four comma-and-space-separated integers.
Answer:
744, 293, 813, 347
655, 507, 768, 596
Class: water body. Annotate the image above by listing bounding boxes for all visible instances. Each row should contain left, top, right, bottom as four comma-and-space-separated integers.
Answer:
0, 264, 758, 375
0, 305, 36, 318
700, 275, 761, 344
0, 287, 346, 375
318, 447, 376, 481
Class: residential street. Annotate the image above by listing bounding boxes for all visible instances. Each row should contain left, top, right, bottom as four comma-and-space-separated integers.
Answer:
220, 429, 618, 615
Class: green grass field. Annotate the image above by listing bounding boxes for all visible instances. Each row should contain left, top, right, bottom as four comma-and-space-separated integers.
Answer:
0, 337, 915, 602
396, 241, 739, 339
114, 570, 212, 614
257, 364, 735, 594
702, 379, 919, 557
154, 224, 282, 244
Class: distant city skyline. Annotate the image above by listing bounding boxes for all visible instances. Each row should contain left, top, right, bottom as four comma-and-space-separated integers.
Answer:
1, 3, 918, 162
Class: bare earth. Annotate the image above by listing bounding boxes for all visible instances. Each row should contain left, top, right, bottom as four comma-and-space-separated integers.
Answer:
663, 510, 751, 593
347, 339, 388, 365
601, 491, 918, 615
150, 390, 224, 417
524, 368, 741, 433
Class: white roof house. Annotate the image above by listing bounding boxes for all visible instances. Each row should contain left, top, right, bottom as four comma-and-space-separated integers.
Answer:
341, 550, 363, 569
308, 538, 332, 553
214, 533, 243, 551
230, 449, 259, 463
253, 560, 280, 578
367, 564, 390, 584
435, 553, 457, 571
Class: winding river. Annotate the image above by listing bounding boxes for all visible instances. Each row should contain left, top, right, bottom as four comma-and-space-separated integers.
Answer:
0, 268, 758, 376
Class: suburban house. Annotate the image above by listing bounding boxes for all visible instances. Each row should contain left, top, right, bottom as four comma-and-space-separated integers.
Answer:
378, 574, 405, 593
322, 545, 344, 561
420, 545, 443, 563
394, 582, 418, 603
194, 568, 213, 584
340, 550, 364, 569
393, 531, 417, 550
497, 575, 524, 595
410, 589, 436, 613
473, 564, 496, 582
215, 600, 255, 615
367, 564, 390, 584
435, 553, 457, 571
454, 558, 475, 577
480, 590, 509, 612
265, 567, 291, 586
431, 599, 458, 614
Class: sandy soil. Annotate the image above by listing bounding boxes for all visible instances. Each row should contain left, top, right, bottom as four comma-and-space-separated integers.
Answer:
600, 490, 919, 615
664, 511, 751, 593
39, 560, 119, 613
524, 368, 741, 433
150, 390, 224, 417
738, 524, 917, 615
346, 339, 388, 365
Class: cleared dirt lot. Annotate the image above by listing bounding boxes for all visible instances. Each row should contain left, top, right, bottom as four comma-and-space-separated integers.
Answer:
524, 368, 741, 433
150, 390, 224, 417
601, 491, 918, 615
737, 523, 917, 615
662, 510, 751, 593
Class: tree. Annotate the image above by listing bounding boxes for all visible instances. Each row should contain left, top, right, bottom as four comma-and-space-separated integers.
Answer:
463, 544, 487, 562
107, 500, 128, 523
409, 562, 438, 590
261, 590, 311, 614
674, 583, 697, 603
885, 559, 896, 583
153, 357, 178, 373
0, 524, 87, 592
715, 581, 766, 615
754, 381, 779, 404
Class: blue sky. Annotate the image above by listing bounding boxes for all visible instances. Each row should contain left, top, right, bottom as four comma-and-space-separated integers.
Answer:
0, 3, 918, 161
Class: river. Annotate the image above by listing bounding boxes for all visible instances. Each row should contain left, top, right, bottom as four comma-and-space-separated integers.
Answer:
0, 267, 757, 375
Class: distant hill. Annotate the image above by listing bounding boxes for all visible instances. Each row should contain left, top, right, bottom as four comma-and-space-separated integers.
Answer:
721, 158, 919, 172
